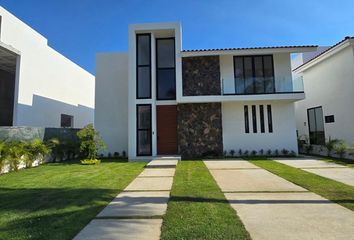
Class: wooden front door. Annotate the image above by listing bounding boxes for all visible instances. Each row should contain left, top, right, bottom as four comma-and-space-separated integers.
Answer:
157, 105, 178, 155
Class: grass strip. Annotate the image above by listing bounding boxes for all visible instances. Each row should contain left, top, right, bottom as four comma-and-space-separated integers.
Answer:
160, 160, 250, 240
249, 158, 354, 211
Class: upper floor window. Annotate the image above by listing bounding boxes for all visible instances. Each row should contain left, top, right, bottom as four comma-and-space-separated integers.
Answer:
234, 55, 274, 94
156, 38, 176, 100
136, 34, 151, 99
61, 114, 73, 128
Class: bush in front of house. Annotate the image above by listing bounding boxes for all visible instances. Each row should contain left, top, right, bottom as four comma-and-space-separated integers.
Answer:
334, 140, 347, 159
77, 124, 106, 164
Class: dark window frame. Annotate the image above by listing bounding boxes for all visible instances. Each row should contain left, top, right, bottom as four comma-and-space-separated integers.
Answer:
325, 115, 335, 123
233, 55, 275, 95
307, 106, 325, 145
156, 37, 176, 100
136, 34, 152, 99
136, 104, 152, 156
252, 105, 257, 133
60, 114, 73, 128
267, 105, 273, 133
260, 105, 265, 133
244, 105, 249, 133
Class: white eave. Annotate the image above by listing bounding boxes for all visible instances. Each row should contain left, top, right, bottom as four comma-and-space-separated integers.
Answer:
294, 38, 354, 73
181, 46, 318, 57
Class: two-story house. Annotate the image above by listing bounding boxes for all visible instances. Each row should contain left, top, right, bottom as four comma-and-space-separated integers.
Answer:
95, 22, 317, 160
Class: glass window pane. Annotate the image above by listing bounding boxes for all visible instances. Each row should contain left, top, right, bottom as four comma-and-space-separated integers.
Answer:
157, 69, 176, 100
157, 39, 175, 68
244, 57, 253, 94
234, 57, 245, 94
137, 105, 151, 129
315, 107, 324, 131
308, 109, 316, 132
254, 57, 264, 93
138, 131, 151, 155
137, 35, 150, 66
263, 56, 274, 93
137, 66, 151, 98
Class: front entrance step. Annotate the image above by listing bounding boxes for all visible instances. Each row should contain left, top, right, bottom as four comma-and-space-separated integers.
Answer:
97, 191, 169, 217
73, 219, 162, 240
146, 159, 179, 168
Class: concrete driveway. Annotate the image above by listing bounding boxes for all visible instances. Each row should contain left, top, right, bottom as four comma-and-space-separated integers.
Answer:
274, 157, 354, 186
204, 159, 354, 240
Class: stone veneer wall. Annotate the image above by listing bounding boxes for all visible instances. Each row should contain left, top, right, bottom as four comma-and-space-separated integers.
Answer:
177, 103, 223, 159
182, 56, 221, 96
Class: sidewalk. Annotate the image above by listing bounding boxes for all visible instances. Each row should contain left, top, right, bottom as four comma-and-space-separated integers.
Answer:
204, 159, 354, 240
74, 159, 179, 240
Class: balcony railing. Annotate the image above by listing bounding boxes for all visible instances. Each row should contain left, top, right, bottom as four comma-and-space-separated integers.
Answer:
222, 76, 304, 95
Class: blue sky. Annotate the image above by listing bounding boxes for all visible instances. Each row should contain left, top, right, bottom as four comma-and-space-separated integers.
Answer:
0, 0, 353, 74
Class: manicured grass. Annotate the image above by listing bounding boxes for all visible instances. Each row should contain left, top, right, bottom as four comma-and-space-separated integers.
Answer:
0, 159, 145, 240
160, 160, 250, 240
249, 159, 354, 211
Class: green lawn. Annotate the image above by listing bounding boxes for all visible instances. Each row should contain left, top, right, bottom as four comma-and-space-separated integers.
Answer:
0, 159, 145, 240
249, 159, 354, 211
160, 160, 250, 240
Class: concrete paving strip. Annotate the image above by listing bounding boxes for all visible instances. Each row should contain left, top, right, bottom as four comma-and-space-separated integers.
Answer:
274, 158, 346, 168
304, 167, 354, 186
138, 168, 176, 177
146, 160, 179, 168
204, 160, 259, 169
274, 158, 354, 186
225, 192, 354, 240
97, 191, 170, 217
209, 169, 306, 192
73, 219, 162, 240
125, 176, 174, 191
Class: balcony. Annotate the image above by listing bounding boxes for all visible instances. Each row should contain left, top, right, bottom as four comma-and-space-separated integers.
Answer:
222, 76, 304, 95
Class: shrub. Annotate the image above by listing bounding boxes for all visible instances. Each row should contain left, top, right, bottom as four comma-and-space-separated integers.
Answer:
0, 141, 6, 172
238, 149, 242, 156
251, 150, 257, 156
297, 134, 309, 152
325, 137, 340, 157
23, 139, 50, 168
243, 150, 249, 156
122, 151, 126, 158
77, 124, 106, 160
114, 152, 120, 158
281, 149, 289, 155
80, 159, 101, 165
266, 149, 272, 156
6, 141, 26, 171
46, 138, 62, 162
223, 151, 227, 157
229, 149, 235, 157
304, 145, 313, 155
290, 150, 296, 156
259, 149, 264, 155
334, 141, 347, 159
274, 149, 279, 156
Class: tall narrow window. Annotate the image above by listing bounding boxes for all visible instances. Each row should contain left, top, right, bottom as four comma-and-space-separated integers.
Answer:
252, 105, 257, 133
136, 34, 151, 99
259, 105, 265, 133
307, 107, 325, 145
234, 57, 245, 94
137, 105, 152, 156
244, 105, 249, 133
267, 105, 273, 133
156, 38, 176, 100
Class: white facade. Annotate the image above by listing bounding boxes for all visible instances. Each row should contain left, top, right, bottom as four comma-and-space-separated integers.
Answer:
95, 53, 128, 155
294, 38, 354, 145
95, 22, 317, 159
0, 7, 95, 128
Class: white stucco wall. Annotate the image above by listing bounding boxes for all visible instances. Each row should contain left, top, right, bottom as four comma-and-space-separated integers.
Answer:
0, 7, 95, 128
220, 53, 293, 93
95, 53, 128, 155
222, 101, 298, 153
295, 44, 354, 145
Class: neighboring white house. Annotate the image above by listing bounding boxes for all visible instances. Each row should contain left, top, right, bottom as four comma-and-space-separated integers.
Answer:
95, 22, 317, 160
0, 7, 95, 128
293, 37, 354, 146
